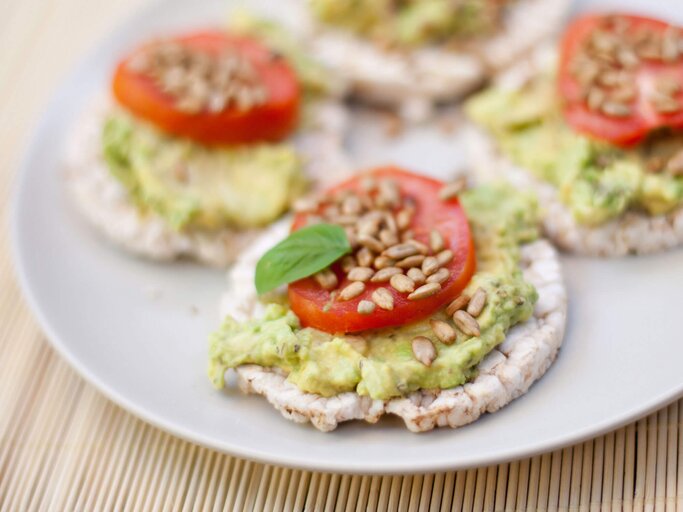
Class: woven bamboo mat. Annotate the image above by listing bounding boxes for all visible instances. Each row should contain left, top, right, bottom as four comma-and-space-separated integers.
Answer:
2, 0, 683, 509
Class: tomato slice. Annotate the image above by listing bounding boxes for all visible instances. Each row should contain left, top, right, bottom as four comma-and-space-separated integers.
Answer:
559, 14, 683, 147
288, 167, 476, 334
112, 31, 300, 145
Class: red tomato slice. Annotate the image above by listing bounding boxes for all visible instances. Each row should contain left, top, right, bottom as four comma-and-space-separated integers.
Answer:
559, 14, 683, 147
112, 31, 300, 145
288, 167, 476, 334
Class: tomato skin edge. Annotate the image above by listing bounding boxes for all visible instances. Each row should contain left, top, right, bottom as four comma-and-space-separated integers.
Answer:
111, 31, 300, 145
287, 167, 477, 335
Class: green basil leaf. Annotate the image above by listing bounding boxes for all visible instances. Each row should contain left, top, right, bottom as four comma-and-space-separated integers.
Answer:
255, 223, 351, 295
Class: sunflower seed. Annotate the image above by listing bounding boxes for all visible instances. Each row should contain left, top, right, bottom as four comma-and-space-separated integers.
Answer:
666, 150, 683, 176
342, 195, 362, 216
396, 255, 425, 269
408, 282, 441, 300
379, 229, 399, 247
426, 268, 450, 284
407, 268, 426, 285
429, 229, 445, 253
446, 294, 470, 316
411, 336, 437, 366
421, 256, 440, 276
390, 274, 415, 293
314, 269, 338, 290
357, 300, 376, 315
466, 287, 488, 317
601, 101, 632, 117
453, 310, 480, 336
436, 249, 453, 266
401, 230, 414, 242
356, 247, 374, 267
372, 288, 394, 310
395, 209, 413, 230
338, 281, 365, 301
438, 177, 466, 200
430, 320, 457, 345
358, 234, 384, 254
383, 212, 398, 234
340, 255, 357, 273
356, 214, 382, 237
373, 255, 396, 270
384, 243, 419, 260
371, 267, 403, 282
587, 87, 606, 111
407, 239, 430, 255
347, 267, 375, 282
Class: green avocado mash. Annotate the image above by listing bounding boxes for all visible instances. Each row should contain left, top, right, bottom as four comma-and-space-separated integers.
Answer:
208, 185, 539, 400
102, 110, 306, 231
309, 0, 507, 47
465, 70, 683, 226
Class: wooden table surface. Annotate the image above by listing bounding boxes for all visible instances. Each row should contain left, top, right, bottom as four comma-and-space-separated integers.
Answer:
2, 0, 682, 510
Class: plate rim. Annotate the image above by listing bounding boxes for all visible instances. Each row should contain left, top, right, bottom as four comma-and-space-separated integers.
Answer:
9, 0, 683, 474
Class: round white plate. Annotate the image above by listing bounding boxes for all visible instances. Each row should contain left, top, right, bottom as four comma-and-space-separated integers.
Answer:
11, 0, 683, 474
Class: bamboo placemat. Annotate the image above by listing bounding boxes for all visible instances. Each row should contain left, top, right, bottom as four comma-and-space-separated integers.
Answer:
2, 0, 683, 510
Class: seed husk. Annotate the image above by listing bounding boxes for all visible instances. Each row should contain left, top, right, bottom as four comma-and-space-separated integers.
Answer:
411, 336, 437, 366
421, 256, 440, 276
371, 267, 403, 282
357, 300, 376, 315
396, 255, 426, 269
438, 177, 467, 201
430, 319, 457, 345
383, 243, 419, 260
373, 255, 396, 270
408, 282, 441, 300
314, 268, 338, 290
436, 249, 453, 266
446, 294, 470, 316
338, 281, 365, 301
356, 247, 374, 268
390, 274, 415, 293
453, 310, 480, 337
347, 267, 375, 282
407, 267, 426, 285
466, 287, 488, 317
429, 229, 445, 253
426, 268, 450, 284
372, 287, 394, 310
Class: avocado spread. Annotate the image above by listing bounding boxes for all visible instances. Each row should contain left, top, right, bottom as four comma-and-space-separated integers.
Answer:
466, 70, 683, 226
309, 0, 508, 47
208, 185, 539, 400
102, 110, 306, 231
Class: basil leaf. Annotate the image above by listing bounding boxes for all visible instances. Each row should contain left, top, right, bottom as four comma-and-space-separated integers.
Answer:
255, 223, 351, 295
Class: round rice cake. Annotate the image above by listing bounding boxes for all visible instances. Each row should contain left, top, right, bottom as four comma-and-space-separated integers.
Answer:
463, 47, 683, 257
218, 220, 567, 432
295, 0, 570, 120
64, 96, 352, 267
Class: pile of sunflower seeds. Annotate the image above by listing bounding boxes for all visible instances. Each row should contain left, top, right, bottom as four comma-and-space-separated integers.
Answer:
295, 176, 477, 366
127, 40, 268, 114
570, 16, 683, 117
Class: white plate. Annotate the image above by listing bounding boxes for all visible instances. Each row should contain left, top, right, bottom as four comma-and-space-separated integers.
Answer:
11, 0, 683, 474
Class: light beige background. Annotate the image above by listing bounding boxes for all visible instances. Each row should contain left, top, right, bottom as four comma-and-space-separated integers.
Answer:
2, 0, 683, 509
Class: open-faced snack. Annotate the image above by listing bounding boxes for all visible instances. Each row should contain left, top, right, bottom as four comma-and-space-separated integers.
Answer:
282, 0, 570, 119
466, 14, 683, 256
209, 167, 566, 432
65, 21, 350, 266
